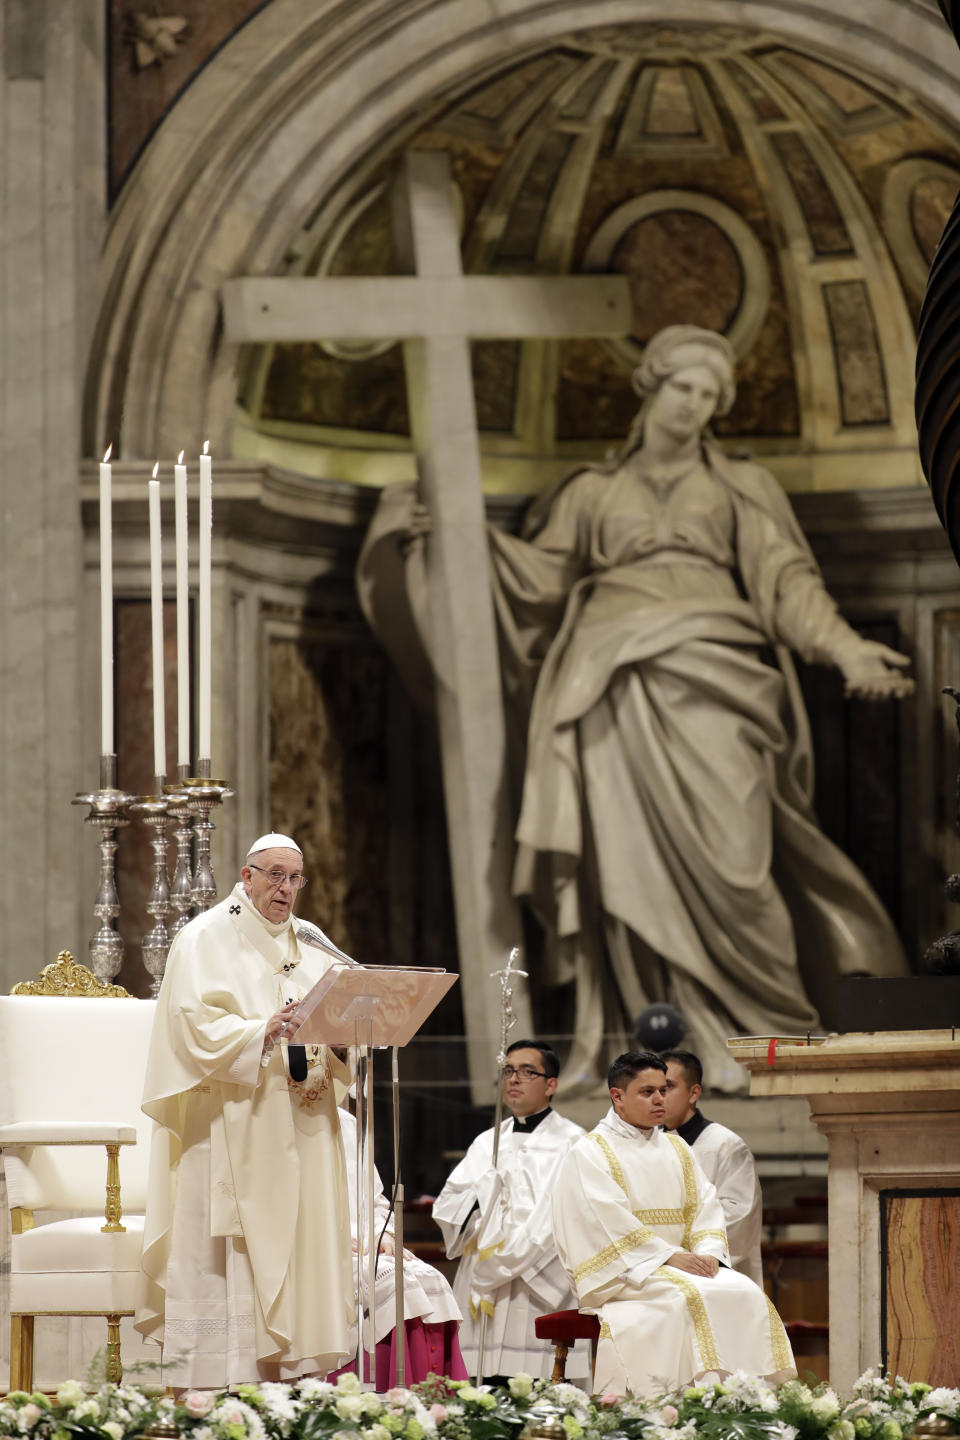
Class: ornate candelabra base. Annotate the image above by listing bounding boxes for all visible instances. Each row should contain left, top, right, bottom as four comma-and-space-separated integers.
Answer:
174, 771, 235, 913
165, 770, 196, 937
131, 785, 173, 996
72, 756, 135, 984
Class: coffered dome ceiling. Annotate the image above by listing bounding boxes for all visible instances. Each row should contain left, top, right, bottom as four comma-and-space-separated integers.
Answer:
233, 23, 960, 494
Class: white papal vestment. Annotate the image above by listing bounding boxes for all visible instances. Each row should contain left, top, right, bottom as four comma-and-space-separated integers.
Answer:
432, 1108, 586, 1379
135, 884, 355, 1386
552, 1110, 794, 1398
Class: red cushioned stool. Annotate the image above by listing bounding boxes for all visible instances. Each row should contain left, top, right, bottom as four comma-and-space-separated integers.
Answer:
535, 1308, 601, 1385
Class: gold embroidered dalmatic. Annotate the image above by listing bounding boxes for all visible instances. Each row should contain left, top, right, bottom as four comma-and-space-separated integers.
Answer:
552, 1109, 794, 1397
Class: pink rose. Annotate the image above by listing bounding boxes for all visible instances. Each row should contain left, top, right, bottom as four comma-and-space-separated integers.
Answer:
219, 1408, 245, 1427
386, 1390, 410, 1405
659, 1407, 679, 1426
599, 1396, 621, 1410
183, 1393, 214, 1419
430, 1406, 448, 1423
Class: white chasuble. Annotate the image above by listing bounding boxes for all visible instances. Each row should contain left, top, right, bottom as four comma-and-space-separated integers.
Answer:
433, 1109, 586, 1380
135, 883, 355, 1386
552, 1110, 794, 1398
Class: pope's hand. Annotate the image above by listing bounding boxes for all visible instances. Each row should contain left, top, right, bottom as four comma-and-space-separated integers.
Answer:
264, 1000, 301, 1049
667, 1251, 719, 1277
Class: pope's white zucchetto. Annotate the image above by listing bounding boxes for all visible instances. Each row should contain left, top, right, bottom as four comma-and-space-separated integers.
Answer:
246, 832, 302, 857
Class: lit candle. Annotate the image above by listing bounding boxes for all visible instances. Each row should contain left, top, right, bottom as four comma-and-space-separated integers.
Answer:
174, 451, 190, 771
198, 442, 212, 764
99, 445, 114, 759
148, 463, 166, 784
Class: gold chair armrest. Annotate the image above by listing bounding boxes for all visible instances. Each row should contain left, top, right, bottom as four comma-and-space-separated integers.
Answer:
102, 1143, 126, 1233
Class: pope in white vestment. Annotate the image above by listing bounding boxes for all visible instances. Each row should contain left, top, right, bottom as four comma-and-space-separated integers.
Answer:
552, 1054, 794, 1398
135, 835, 356, 1387
432, 1042, 587, 1381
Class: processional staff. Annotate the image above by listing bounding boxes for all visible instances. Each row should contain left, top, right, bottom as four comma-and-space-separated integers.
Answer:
474, 945, 528, 1385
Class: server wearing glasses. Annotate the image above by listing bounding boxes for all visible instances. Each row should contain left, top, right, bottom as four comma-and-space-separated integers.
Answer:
432, 1040, 587, 1384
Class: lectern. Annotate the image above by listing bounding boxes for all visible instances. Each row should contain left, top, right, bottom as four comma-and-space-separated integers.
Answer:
289, 964, 458, 1388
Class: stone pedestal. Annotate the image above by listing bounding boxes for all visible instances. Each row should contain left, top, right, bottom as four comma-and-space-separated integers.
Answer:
730, 1030, 960, 1392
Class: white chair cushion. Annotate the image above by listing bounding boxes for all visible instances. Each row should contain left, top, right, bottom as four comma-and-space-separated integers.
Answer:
10, 1269, 140, 1314
10, 1215, 144, 1313
11, 1214, 144, 1272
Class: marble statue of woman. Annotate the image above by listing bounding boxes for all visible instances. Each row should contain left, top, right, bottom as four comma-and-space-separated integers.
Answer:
358, 325, 913, 1090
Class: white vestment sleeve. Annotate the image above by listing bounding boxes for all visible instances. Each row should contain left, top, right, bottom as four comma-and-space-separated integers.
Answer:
686, 1149, 731, 1264
697, 1129, 761, 1274
432, 1133, 493, 1258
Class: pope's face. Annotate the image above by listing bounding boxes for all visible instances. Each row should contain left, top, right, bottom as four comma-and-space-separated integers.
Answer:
241, 846, 303, 923
648, 357, 722, 443
610, 1068, 668, 1131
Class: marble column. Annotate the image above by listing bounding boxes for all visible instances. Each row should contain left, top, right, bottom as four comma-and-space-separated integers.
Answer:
0, 0, 104, 993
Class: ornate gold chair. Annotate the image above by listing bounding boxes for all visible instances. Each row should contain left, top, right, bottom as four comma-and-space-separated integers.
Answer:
0, 954, 156, 1389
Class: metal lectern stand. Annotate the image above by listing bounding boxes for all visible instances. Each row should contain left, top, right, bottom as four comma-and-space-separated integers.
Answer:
288, 964, 458, 1390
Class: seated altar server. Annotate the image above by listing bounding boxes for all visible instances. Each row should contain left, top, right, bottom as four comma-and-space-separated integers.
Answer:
552, 1051, 795, 1399
135, 833, 355, 1387
661, 1049, 764, 1286
432, 1040, 587, 1382
330, 1108, 467, 1386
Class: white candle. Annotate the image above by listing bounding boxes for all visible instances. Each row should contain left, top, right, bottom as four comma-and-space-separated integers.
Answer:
198, 442, 212, 763
174, 451, 190, 770
148, 464, 166, 783
99, 446, 114, 758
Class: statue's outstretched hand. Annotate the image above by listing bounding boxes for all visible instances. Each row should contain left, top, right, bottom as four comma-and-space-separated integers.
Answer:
840, 641, 914, 700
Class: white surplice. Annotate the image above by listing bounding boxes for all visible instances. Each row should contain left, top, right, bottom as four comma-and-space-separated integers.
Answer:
135, 884, 356, 1386
339, 1109, 461, 1347
432, 1109, 586, 1379
552, 1109, 794, 1398
686, 1118, 764, 1286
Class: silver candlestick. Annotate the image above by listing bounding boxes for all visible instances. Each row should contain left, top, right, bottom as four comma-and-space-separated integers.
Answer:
73, 755, 135, 983
165, 764, 196, 936
130, 780, 173, 995
182, 764, 234, 912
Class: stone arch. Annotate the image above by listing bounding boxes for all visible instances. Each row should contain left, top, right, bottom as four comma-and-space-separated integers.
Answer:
86, 0, 960, 461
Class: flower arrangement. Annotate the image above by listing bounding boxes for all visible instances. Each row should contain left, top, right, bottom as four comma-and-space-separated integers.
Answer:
0, 1370, 956, 1440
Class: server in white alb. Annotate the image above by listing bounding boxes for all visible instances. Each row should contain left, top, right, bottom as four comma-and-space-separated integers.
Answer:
431, 1040, 587, 1382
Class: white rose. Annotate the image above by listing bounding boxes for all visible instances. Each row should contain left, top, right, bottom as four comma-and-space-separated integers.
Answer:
336, 1397, 366, 1421
103, 1422, 124, 1440
56, 1383, 86, 1409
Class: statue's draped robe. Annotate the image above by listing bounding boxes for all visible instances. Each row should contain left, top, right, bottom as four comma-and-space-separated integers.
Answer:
432, 1108, 587, 1379
358, 443, 906, 1087
135, 884, 355, 1386
552, 1109, 795, 1397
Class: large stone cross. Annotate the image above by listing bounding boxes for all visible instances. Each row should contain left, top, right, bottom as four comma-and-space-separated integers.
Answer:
223, 151, 631, 1096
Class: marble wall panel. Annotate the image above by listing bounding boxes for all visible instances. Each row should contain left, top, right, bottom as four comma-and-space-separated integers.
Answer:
882, 1189, 960, 1384
823, 281, 890, 427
